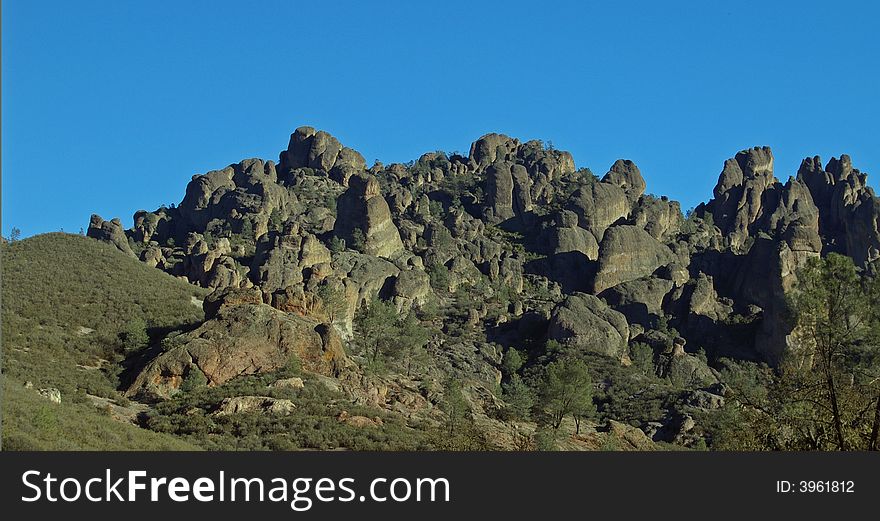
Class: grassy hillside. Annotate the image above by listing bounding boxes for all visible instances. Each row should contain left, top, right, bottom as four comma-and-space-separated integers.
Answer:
2, 233, 207, 395
1, 233, 208, 449
2, 377, 200, 450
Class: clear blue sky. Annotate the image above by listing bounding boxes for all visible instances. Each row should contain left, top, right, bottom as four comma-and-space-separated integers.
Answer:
3, 0, 879, 237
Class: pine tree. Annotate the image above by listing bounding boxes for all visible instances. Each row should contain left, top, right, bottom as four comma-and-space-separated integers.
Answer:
502, 374, 534, 420
540, 357, 595, 431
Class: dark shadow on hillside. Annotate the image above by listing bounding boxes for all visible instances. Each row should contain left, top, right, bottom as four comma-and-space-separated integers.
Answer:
523, 251, 596, 294
485, 310, 550, 353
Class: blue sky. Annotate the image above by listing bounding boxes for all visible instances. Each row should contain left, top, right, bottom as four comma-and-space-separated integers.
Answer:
3, 0, 878, 237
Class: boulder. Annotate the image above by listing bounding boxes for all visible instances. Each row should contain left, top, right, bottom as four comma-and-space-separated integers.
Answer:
282, 127, 343, 172
600, 276, 674, 326
133, 209, 171, 243
330, 147, 367, 186
203, 286, 263, 320
337, 410, 383, 428
391, 269, 432, 309
629, 196, 683, 241
469, 133, 520, 170
601, 159, 646, 204
592, 225, 676, 294
547, 293, 630, 360
566, 182, 630, 240
270, 377, 305, 389
543, 209, 600, 259
38, 388, 62, 404
250, 225, 331, 293
214, 396, 296, 416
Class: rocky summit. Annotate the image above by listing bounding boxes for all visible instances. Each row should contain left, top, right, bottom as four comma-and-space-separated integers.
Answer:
75, 126, 880, 450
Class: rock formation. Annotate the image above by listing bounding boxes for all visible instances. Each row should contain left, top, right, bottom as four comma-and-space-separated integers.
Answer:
127, 296, 349, 401
547, 293, 630, 361
87, 214, 135, 257
81, 127, 880, 449
333, 174, 404, 258
592, 225, 676, 294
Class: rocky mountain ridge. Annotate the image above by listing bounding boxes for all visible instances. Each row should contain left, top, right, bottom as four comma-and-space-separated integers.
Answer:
86, 126, 880, 446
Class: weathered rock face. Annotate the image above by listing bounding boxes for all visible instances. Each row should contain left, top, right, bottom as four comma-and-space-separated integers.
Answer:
469, 133, 520, 170
165, 233, 248, 290
280, 126, 368, 187
566, 181, 630, 241
133, 209, 171, 243
629, 195, 683, 241
482, 160, 533, 223
483, 160, 516, 223
250, 223, 331, 294
469, 133, 576, 207
797, 154, 880, 266
202, 286, 264, 320
175, 159, 295, 240
703, 147, 778, 250
283, 127, 338, 172
87, 215, 135, 257
127, 301, 349, 401
542, 209, 600, 259
688, 148, 840, 361
391, 269, 432, 310
592, 225, 675, 294
731, 237, 819, 363
547, 293, 630, 360
320, 251, 403, 336
333, 174, 404, 258
270, 377, 305, 389
601, 159, 646, 204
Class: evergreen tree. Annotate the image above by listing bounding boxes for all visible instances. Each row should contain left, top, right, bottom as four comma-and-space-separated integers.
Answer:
239, 218, 254, 240
502, 374, 534, 420
119, 318, 150, 354
784, 253, 880, 450
540, 357, 595, 431
397, 312, 431, 377
350, 228, 366, 252
315, 283, 347, 325
268, 209, 283, 233
501, 348, 525, 378
328, 235, 346, 254
353, 297, 398, 365
441, 378, 469, 435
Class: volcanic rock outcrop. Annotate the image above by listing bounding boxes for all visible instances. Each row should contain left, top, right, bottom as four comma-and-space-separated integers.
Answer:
86, 127, 879, 412
332, 174, 404, 258
87, 215, 135, 257
127, 295, 349, 401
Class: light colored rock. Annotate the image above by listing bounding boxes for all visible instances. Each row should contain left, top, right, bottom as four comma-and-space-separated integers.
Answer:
38, 388, 62, 404
214, 396, 296, 416
270, 377, 305, 389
